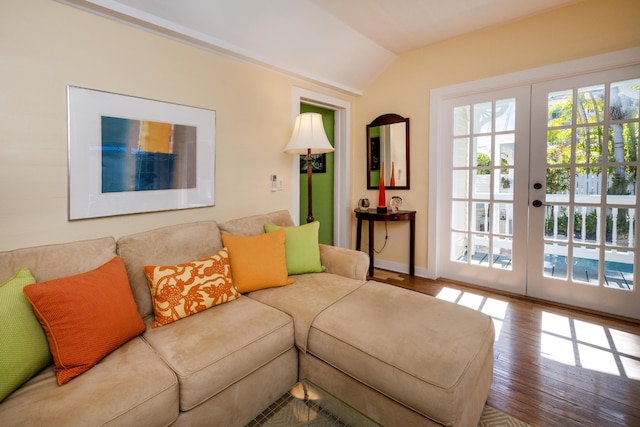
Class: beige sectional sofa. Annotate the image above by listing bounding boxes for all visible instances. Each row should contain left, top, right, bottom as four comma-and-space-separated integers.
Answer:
0, 210, 494, 426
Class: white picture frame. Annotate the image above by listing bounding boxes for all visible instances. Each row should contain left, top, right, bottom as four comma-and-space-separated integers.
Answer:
67, 86, 215, 220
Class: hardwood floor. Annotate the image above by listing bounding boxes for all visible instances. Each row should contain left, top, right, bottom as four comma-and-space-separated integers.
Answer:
371, 270, 640, 427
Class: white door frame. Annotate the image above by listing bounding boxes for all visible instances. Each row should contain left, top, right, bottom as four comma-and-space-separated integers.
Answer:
429, 47, 640, 280
291, 87, 351, 248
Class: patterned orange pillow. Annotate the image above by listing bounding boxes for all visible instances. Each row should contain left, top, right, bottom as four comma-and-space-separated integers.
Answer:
144, 248, 240, 328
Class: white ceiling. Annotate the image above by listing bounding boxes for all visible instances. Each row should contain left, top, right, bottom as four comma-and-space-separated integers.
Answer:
58, 0, 581, 94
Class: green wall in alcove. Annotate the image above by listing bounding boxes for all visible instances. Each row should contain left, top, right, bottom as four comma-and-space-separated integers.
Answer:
369, 125, 381, 186
299, 103, 334, 245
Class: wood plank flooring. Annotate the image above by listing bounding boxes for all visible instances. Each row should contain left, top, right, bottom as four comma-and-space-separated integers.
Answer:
372, 270, 640, 427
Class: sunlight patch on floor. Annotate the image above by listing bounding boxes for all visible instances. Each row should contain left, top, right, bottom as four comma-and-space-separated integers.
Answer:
621, 356, 640, 380
540, 333, 576, 365
578, 343, 620, 376
540, 311, 640, 379
541, 312, 571, 338
435, 287, 461, 302
458, 292, 485, 310
575, 319, 609, 348
434, 287, 640, 379
610, 329, 640, 356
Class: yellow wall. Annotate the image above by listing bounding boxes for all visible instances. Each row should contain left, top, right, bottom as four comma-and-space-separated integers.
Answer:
0, 0, 352, 251
2, 0, 639, 271
355, 0, 640, 273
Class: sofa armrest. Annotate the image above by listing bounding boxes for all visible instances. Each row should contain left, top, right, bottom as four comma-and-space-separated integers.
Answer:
319, 244, 369, 281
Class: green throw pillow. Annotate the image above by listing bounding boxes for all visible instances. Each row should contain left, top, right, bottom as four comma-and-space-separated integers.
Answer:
264, 221, 325, 275
0, 267, 52, 401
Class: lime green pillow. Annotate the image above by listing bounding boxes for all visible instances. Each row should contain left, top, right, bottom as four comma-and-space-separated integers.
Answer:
264, 221, 325, 275
1, 268, 52, 401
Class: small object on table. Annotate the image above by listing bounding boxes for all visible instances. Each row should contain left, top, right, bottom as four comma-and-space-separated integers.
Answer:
390, 196, 402, 213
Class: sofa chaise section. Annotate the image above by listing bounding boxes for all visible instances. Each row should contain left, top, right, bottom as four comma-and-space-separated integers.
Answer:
304, 280, 495, 426
250, 274, 495, 427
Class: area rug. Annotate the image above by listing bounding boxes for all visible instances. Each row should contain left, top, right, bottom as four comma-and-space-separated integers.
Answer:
478, 405, 532, 427
246, 392, 531, 427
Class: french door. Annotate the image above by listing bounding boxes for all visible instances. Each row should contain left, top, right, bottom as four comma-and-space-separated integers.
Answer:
439, 86, 530, 295
438, 65, 640, 320
528, 67, 640, 319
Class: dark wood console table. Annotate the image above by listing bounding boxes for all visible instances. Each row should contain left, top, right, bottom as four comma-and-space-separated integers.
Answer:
355, 209, 416, 278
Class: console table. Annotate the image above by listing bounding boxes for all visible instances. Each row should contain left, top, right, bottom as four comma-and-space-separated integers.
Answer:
355, 209, 416, 278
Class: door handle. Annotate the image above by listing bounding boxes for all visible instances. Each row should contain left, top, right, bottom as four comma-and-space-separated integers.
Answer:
532, 200, 549, 207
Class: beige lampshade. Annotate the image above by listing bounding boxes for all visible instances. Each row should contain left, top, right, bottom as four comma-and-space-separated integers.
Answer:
284, 113, 334, 154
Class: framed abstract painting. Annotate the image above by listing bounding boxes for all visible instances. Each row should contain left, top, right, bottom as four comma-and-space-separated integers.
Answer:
67, 86, 215, 220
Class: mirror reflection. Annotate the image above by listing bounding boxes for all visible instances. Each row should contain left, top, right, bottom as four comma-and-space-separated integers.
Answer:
367, 114, 410, 189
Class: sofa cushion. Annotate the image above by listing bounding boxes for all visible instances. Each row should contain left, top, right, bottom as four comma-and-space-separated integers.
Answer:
0, 337, 179, 427
117, 220, 222, 320
0, 267, 52, 401
306, 281, 495, 426
0, 237, 117, 284
23, 257, 146, 385
142, 296, 294, 411
144, 249, 240, 328
218, 210, 294, 236
264, 221, 325, 275
222, 229, 294, 293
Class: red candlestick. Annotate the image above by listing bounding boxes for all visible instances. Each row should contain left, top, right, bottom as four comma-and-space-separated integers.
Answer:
390, 161, 396, 187
378, 162, 386, 212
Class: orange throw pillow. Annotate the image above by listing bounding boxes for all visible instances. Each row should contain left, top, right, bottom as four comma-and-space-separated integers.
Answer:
144, 248, 241, 328
23, 256, 146, 385
222, 228, 294, 293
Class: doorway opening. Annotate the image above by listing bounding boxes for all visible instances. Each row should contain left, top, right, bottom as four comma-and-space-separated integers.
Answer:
299, 103, 334, 245
291, 88, 351, 249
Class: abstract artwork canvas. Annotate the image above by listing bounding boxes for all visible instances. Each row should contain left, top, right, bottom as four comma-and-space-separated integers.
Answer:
101, 117, 197, 192
68, 87, 215, 220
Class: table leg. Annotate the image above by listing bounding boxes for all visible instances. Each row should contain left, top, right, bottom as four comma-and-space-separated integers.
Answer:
368, 219, 375, 278
356, 217, 363, 251
409, 218, 415, 276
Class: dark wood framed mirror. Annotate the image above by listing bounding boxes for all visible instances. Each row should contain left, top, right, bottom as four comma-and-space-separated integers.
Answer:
367, 113, 410, 189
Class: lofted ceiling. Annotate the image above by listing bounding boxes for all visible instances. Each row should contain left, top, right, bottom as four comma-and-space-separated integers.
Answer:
57, 0, 581, 94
